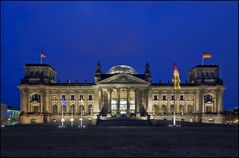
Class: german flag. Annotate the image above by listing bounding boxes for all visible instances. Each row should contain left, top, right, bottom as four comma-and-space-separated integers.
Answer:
173, 63, 181, 90
202, 52, 212, 59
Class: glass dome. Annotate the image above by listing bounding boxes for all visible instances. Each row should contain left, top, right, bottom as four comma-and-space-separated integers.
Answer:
107, 65, 137, 74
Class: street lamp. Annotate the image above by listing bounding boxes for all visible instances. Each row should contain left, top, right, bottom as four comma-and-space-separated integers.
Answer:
59, 96, 66, 128
78, 106, 85, 128
70, 106, 74, 127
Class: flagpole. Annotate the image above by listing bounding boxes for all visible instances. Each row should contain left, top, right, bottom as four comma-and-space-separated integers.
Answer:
173, 89, 176, 126
61, 101, 64, 127
60, 98, 65, 128
202, 58, 204, 65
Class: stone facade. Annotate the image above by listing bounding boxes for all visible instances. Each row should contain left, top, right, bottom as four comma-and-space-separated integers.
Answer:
19, 63, 225, 124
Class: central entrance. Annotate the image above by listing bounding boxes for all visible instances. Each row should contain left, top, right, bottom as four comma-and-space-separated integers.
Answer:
110, 88, 136, 116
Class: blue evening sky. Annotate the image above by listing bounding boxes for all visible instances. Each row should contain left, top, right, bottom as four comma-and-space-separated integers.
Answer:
1, 1, 238, 110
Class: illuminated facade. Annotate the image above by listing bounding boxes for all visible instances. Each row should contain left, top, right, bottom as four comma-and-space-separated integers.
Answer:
19, 63, 225, 124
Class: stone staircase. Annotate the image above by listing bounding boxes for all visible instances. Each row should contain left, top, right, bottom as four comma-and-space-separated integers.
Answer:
97, 117, 152, 126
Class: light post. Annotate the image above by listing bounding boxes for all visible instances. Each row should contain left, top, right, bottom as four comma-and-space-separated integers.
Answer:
59, 96, 66, 128
70, 106, 74, 127
78, 105, 85, 128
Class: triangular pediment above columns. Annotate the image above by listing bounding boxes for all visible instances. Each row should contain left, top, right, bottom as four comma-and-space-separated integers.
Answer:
97, 73, 150, 84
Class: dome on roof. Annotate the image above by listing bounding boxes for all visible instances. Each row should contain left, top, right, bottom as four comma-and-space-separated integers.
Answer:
107, 65, 137, 74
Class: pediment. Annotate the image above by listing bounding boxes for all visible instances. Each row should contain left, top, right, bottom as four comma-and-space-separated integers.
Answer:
30, 101, 40, 106
97, 73, 150, 84
205, 100, 214, 104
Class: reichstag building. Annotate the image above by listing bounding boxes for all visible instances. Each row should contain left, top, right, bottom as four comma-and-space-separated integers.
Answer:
19, 63, 224, 124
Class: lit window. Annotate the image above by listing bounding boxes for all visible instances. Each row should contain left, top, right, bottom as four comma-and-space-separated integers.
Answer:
152, 105, 158, 115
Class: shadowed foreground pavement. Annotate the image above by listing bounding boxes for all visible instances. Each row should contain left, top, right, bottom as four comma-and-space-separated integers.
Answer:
1, 124, 238, 157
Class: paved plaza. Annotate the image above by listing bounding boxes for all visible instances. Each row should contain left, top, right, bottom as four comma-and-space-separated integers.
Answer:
1, 124, 238, 157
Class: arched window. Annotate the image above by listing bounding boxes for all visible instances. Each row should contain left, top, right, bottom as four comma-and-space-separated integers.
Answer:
170, 105, 175, 113
88, 105, 93, 115
63, 106, 66, 114
79, 105, 84, 114
204, 94, 213, 103
53, 105, 57, 114
161, 105, 166, 114
188, 105, 193, 114
179, 105, 184, 114
32, 94, 41, 101
70, 105, 75, 114
152, 105, 158, 115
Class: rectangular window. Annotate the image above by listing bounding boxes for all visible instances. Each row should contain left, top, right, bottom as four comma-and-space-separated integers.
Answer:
80, 95, 84, 100
153, 95, 158, 100
162, 95, 166, 100
180, 95, 184, 100
71, 95, 75, 100
89, 95, 93, 100
171, 96, 174, 100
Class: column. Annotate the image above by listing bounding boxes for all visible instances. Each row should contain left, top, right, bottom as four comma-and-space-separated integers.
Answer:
127, 88, 130, 114
147, 88, 152, 113
66, 92, 70, 114
110, 89, 112, 113
195, 90, 200, 113
117, 88, 120, 113
185, 92, 188, 114
167, 92, 170, 114
84, 91, 88, 114
107, 89, 111, 113
216, 89, 222, 113
200, 90, 204, 114
141, 89, 145, 112
21, 90, 27, 113
215, 89, 220, 113
48, 91, 51, 113
45, 90, 49, 113
75, 91, 79, 114
40, 90, 44, 113
219, 91, 224, 113
20, 90, 23, 112
27, 91, 30, 113
145, 89, 149, 112
57, 91, 61, 114
176, 91, 179, 114
136, 89, 140, 113
134, 89, 137, 114
98, 89, 101, 111
101, 89, 104, 110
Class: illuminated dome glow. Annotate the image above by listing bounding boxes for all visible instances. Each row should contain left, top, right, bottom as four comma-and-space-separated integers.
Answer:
108, 65, 137, 74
